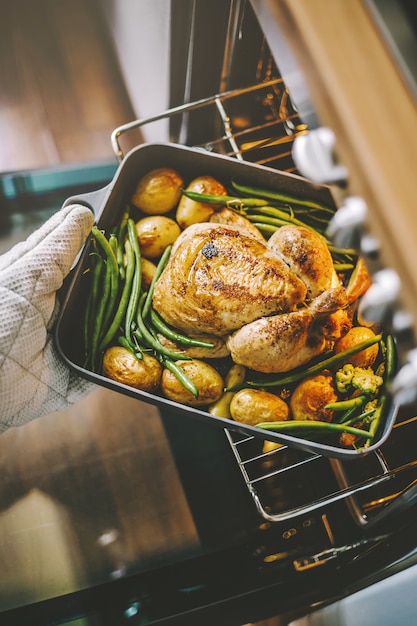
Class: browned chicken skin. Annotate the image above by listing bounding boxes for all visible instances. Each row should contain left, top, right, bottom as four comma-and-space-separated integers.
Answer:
152, 223, 307, 336
268, 224, 337, 298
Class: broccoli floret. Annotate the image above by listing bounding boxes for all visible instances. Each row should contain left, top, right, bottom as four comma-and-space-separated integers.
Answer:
335, 364, 383, 395
335, 363, 355, 393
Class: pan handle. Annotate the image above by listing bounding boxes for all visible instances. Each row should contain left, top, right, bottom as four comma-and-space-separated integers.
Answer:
57, 183, 112, 301
62, 183, 111, 218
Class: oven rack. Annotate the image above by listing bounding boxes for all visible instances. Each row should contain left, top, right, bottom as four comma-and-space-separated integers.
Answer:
224, 412, 417, 525
111, 79, 307, 168
112, 82, 417, 527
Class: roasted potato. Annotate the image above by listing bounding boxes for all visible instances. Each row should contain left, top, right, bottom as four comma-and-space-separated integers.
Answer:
208, 364, 246, 419
141, 258, 158, 290
333, 326, 379, 368
131, 167, 184, 215
135, 215, 181, 259
161, 359, 224, 407
230, 388, 289, 427
102, 346, 162, 392
290, 371, 338, 422
176, 175, 228, 229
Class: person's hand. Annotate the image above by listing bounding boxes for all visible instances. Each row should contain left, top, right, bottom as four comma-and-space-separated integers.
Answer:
0, 204, 96, 431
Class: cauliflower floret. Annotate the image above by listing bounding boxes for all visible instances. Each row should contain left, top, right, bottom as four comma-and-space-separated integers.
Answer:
352, 367, 383, 395
335, 364, 383, 396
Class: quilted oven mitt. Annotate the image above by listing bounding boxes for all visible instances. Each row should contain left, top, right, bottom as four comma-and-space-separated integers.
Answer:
0, 204, 96, 432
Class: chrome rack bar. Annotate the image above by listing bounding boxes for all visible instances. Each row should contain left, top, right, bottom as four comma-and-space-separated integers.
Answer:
225, 414, 417, 525
110, 79, 302, 162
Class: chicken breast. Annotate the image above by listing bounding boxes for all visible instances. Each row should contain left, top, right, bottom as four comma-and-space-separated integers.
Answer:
267, 225, 336, 298
152, 223, 307, 336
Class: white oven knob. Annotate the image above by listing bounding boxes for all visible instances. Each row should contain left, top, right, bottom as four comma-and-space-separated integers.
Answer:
326, 196, 368, 249
358, 268, 401, 324
292, 127, 348, 184
390, 348, 417, 406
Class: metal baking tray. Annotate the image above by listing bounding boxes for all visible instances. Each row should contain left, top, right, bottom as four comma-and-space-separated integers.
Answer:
55, 142, 398, 459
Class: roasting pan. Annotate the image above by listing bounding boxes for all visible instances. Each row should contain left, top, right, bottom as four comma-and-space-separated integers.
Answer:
55, 142, 398, 459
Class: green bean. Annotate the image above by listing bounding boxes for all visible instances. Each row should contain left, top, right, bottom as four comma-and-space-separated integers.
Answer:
130, 332, 144, 359
90, 253, 112, 361
109, 233, 118, 254
325, 395, 367, 411
231, 180, 335, 214
341, 407, 376, 428
117, 335, 142, 359
364, 334, 396, 447
181, 190, 268, 208
255, 420, 374, 440
248, 223, 277, 237
99, 238, 136, 352
383, 334, 397, 383
91, 226, 119, 270
91, 228, 119, 312
141, 244, 172, 320
116, 208, 129, 279
160, 356, 199, 398
89, 228, 119, 367
83, 251, 104, 366
227, 333, 383, 390
136, 293, 191, 361
124, 218, 142, 347
101, 234, 120, 331
334, 403, 364, 425
246, 212, 321, 235
245, 205, 320, 231
327, 245, 358, 257
333, 263, 355, 272
150, 308, 215, 348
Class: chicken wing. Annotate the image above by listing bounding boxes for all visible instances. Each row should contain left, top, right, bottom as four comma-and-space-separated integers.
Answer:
267, 225, 337, 298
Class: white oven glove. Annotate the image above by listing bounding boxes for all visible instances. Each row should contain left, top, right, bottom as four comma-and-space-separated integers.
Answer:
0, 204, 96, 432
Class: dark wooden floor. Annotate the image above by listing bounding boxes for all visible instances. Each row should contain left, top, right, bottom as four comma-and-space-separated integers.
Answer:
0, 0, 136, 172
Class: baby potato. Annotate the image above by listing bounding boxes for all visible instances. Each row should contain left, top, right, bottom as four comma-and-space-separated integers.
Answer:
176, 175, 228, 229
135, 215, 181, 259
102, 346, 162, 392
333, 326, 379, 367
230, 388, 289, 427
131, 167, 184, 215
161, 359, 224, 407
141, 257, 158, 290
290, 372, 338, 423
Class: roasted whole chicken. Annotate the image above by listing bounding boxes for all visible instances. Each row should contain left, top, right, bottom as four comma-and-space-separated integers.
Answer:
152, 221, 352, 374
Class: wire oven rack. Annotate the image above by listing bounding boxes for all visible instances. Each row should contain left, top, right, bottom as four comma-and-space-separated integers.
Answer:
111, 79, 307, 167
111, 80, 417, 527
